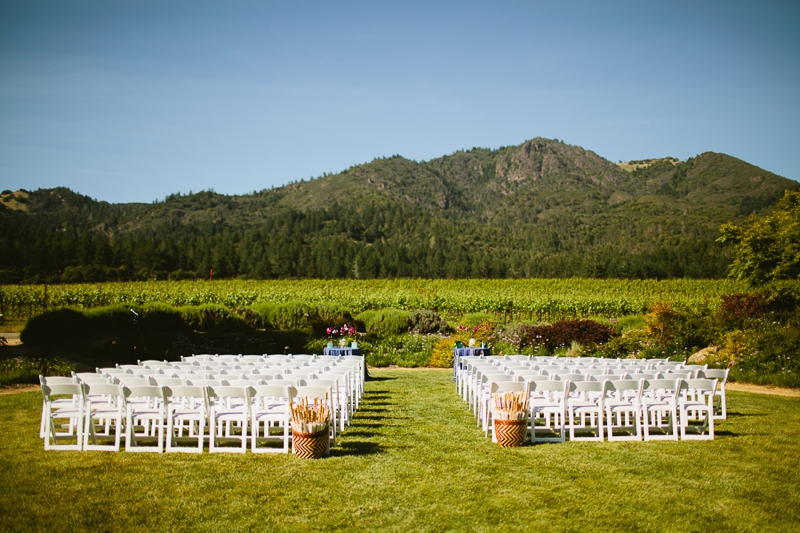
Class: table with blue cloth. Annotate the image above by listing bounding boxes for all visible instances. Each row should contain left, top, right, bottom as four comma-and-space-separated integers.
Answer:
323, 347, 371, 380
453, 347, 491, 378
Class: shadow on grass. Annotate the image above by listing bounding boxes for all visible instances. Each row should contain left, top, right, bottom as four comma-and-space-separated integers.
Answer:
347, 422, 385, 429
339, 430, 378, 438
366, 376, 397, 382
330, 440, 384, 456
725, 412, 768, 418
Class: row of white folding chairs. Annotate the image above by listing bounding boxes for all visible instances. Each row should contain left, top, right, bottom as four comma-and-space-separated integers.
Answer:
458, 354, 681, 368
459, 361, 645, 412
122, 360, 354, 379
462, 361, 717, 418
180, 354, 365, 377
514, 356, 675, 367
457, 357, 697, 385
40, 377, 334, 454
120, 355, 365, 405
87, 370, 356, 432
456, 354, 690, 371
108, 356, 364, 406
461, 362, 729, 425
181, 354, 317, 363
457, 358, 723, 415
481, 377, 719, 444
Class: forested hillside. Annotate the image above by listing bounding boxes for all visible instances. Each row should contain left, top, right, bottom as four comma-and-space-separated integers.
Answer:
1, 138, 797, 283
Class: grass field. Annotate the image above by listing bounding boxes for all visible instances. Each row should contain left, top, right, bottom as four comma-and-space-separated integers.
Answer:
1, 369, 799, 532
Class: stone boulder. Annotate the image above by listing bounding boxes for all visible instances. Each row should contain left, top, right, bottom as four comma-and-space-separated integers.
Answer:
688, 346, 718, 365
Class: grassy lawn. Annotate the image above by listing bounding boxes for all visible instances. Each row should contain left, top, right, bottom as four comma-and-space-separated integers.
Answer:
1, 369, 799, 532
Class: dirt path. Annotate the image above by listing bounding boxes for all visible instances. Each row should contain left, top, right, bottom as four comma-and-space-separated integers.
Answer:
0, 384, 39, 396
726, 382, 800, 398
0, 332, 22, 346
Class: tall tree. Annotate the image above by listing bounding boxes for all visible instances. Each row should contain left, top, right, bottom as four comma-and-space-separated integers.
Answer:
718, 190, 800, 285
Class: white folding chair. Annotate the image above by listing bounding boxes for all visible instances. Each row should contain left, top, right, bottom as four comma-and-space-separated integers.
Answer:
560, 373, 587, 383
603, 379, 643, 441
264, 379, 300, 388
73, 371, 102, 380
679, 378, 718, 440
116, 376, 156, 388
698, 369, 729, 420
124, 385, 166, 453
476, 374, 513, 424
567, 381, 604, 442
83, 383, 127, 451
326, 368, 356, 421
41, 382, 86, 451
165, 385, 208, 453
251, 385, 295, 454
185, 379, 225, 387
207, 386, 251, 453
641, 378, 681, 441
528, 380, 569, 443
152, 377, 186, 387
293, 385, 336, 449
77, 375, 113, 386
302, 378, 347, 432
38, 375, 78, 438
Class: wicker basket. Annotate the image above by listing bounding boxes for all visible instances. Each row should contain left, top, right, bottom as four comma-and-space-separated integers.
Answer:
494, 418, 527, 447
292, 426, 330, 459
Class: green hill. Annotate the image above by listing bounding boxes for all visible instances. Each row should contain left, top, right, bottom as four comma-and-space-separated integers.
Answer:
1, 138, 797, 282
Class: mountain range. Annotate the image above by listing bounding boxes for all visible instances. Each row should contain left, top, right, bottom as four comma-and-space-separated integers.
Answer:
1, 137, 797, 283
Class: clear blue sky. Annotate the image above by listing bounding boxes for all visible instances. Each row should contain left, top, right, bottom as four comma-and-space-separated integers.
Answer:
1, 0, 798, 203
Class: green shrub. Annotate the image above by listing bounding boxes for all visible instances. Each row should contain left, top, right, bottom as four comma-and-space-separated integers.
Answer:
615, 315, 645, 332
83, 305, 139, 336
408, 310, 451, 334
762, 282, 800, 314
311, 303, 355, 337
0, 355, 75, 386
20, 308, 90, 345
177, 304, 246, 332
460, 313, 495, 328
720, 317, 800, 377
356, 309, 411, 336
247, 301, 353, 336
167, 329, 311, 358
247, 301, 309, 330
136, 303, 187, 332
593, 329, 650, 358
359, 333, 437, 368
21, 303, 251, 348
667, 307, 718, 352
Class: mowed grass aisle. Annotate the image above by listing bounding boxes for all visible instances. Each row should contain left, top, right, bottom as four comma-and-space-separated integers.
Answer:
1, 369, 799, 532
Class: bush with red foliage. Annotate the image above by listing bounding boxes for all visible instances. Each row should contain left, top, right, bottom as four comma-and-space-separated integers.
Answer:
717, 293, 768, 322
518, 319, 617, 352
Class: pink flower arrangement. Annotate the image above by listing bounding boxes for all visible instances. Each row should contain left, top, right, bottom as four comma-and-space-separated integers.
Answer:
327, 324, 357, 337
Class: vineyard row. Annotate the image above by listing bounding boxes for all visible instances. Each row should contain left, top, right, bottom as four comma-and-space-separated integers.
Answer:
0, 279, 750, 323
